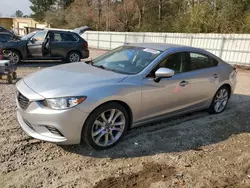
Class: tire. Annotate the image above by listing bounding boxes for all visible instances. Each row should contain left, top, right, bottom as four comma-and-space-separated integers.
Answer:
208, 85, 230, 114
10, 50, 21, 64
7, 75, 12, 84
82, 102, 129, 150
12, 72, 17, 80
67, 51, 81, 63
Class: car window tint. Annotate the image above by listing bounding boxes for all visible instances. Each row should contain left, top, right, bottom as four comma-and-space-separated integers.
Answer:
159, 52, 189, 74
32, 30, 47, 42
53, 33, 63, 41
0, 34, 11, 42
190, 53, 218, 70
61, 33, 78, 41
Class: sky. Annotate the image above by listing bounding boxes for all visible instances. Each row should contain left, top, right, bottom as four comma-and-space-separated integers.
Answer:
0, 0, 32, 16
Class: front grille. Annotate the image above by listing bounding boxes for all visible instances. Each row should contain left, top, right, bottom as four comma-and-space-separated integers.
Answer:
17, 92, 30, 110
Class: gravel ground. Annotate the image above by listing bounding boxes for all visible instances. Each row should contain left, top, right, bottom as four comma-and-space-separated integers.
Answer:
1, 49, 250, 188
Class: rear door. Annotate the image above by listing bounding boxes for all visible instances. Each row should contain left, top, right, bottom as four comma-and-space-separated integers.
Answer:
186, 52, 220, 107
27, 30, 48, 58
50, 32, 79, 57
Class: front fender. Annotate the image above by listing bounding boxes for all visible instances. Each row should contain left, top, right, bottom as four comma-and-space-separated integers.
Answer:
3, 40, 28, 58
76, 83, 142, 123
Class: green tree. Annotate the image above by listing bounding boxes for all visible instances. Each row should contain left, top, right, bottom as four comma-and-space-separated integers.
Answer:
30, 0, 55, 21
13, 10, 24, 17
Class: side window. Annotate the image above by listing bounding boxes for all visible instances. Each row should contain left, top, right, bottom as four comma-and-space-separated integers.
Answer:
159, 52, 189, 74
148, 52, 189, 77
61, 33, 78, 42
32, 30, 47, 42
53, 33, 63, 42
190, 53, 218, 70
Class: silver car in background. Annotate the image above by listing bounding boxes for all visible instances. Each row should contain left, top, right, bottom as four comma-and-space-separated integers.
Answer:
16, 43, 237, 150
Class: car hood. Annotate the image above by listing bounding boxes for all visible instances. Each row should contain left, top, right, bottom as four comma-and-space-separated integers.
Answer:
23, 62, 127, 98
3, 40, 26, 48
0, 25, 20, 40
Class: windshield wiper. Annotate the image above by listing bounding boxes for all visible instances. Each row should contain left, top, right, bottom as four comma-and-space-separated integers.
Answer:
92, 64, 115, 71
91, 64, 129, 74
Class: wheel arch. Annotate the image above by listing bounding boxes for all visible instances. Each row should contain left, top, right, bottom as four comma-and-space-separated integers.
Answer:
66, 50, 82, 59
4, 48, 23, 59
219, 83, 232, 98
82, 100, 133, 134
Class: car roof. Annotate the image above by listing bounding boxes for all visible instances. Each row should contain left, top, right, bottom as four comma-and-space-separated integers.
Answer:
127, 43, 198, 51
45, 29, 74, 33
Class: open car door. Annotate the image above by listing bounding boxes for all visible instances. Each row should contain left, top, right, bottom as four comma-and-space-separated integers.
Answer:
27, 30, 48, 58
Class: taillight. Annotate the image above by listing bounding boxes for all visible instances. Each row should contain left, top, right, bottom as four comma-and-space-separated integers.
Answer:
84, 42, 88, 48
0, 49, 3, 60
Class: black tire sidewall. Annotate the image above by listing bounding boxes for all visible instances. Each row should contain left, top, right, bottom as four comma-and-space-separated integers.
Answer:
209, 85, 230, 114
82, 102, 129, 150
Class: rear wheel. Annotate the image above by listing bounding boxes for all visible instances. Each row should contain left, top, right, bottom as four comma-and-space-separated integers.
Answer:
67, 51, 81, 63
208, 85, 230, 114
82, 103, 129, 150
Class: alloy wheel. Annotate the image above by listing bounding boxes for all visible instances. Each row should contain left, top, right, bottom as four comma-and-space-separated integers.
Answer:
69, 53, 80, 62
91, 109, 126, 147
214, 88, 229, 113
10, 52, 20, 64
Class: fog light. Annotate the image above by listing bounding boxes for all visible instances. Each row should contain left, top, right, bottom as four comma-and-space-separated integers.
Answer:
45, 126, 64, 137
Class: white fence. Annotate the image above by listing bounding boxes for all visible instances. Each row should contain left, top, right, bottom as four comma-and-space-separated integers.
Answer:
82, 31, 250, 66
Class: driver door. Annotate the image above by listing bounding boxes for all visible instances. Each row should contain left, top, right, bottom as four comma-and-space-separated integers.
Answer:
140, 52, 193, 120
27, 30, 48, 58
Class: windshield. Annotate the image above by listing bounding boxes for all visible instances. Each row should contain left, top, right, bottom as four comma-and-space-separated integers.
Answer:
92, 46, 162, 74
21, 31, 38, 40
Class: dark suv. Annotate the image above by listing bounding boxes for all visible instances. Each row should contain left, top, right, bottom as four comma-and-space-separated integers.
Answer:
2, 29, 89, 63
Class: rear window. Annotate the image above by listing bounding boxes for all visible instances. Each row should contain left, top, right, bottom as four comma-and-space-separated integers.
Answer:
52, 32, 78, 42
190, 53, 218, 70
61, 33, 78, 41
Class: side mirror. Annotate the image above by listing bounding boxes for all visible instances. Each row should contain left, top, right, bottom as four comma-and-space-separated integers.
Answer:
154, 67, 174, 83
29, 38, 36, 43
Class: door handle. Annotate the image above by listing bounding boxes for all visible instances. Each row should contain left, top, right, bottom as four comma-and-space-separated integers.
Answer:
213, 74, 219, 79
179, 80, 189, 87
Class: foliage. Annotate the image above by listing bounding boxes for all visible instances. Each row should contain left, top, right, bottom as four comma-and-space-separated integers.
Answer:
30, 0, 250, 33
12, 10, 24, 18
30, 0, 55, 22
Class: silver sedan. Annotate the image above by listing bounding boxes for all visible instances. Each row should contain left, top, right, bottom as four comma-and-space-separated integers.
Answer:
16, 43, 237, 150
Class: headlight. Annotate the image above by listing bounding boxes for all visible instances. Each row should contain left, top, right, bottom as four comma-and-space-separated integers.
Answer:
42, 97, 87, 110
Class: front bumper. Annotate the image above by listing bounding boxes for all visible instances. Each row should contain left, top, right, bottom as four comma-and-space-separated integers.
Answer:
16, 80, 89, 145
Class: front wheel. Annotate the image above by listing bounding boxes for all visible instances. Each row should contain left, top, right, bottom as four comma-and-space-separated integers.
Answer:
8, 50, 21, 64
208, 86, 230, 114
82, 103, 129, 150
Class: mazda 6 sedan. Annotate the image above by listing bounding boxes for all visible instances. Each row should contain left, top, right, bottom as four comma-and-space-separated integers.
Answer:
16, 43, 237, 150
